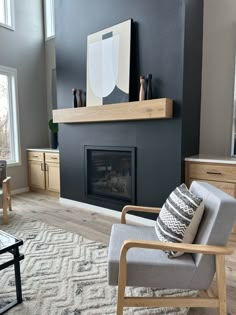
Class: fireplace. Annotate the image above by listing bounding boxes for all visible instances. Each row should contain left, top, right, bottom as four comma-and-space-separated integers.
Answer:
85, 146, 136, 203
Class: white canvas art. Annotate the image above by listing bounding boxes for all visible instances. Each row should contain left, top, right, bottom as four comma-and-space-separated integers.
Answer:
87, 20, 132, 106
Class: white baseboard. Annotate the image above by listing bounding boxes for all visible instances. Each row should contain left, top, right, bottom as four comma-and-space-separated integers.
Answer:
11, 187, 30, 195
60, 198, 156, 226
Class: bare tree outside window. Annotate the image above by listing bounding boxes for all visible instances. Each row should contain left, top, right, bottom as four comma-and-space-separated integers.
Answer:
0, 74, 12, 160
0, 66, 20, 164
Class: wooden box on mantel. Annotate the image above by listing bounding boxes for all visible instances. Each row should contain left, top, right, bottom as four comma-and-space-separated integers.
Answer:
53, 98, 173, 124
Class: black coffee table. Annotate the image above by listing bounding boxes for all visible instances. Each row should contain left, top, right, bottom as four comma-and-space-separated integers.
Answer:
0, 230, 24, 314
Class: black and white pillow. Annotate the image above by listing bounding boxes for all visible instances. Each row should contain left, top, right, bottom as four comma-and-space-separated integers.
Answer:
155, 183, 204, 258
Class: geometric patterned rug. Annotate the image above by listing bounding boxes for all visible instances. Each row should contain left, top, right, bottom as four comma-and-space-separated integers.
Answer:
0, 215, 197, 315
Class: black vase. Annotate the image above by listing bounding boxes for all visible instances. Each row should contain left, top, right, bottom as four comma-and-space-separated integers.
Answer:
146, 74, 152, 100
51, 132, 58, 149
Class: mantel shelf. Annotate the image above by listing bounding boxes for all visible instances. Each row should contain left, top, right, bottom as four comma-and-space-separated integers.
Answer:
52, 98, 173, 124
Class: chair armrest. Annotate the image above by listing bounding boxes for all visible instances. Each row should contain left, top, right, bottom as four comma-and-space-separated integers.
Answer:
2, 177, 11, 195
3, 176, 11, 184
121, 205, 161, 224
120, 240, 234, 257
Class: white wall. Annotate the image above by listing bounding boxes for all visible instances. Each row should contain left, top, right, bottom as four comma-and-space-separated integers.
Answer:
0, 0, 49, 190
200, 0, 236, 155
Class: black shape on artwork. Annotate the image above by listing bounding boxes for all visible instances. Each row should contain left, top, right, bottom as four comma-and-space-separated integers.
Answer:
103, 85, 129, 105
102, 32, 113, 40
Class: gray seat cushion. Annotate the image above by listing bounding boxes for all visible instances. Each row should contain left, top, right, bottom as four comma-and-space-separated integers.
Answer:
108, 224, 196, 288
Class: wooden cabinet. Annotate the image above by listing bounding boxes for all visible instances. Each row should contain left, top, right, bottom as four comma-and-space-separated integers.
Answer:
28, 152, 45, 190
28, 150, 60, 196
45, 153, 60, 193
185, 156, 236, 234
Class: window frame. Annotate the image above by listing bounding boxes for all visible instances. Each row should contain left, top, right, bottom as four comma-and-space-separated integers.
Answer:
0, 65, 21, 166
0, 0, 15, 31
44, 0, 55, 41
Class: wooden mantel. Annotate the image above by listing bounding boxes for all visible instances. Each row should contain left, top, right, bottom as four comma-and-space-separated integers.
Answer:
53, 98, 173, 124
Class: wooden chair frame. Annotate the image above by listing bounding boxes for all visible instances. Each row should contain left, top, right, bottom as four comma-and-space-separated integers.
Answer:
2, 176, 12, 224
116, 205, 233, 315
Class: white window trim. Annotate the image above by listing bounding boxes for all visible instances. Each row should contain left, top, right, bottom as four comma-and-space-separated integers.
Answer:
0, 65, 21, 166
0, 0, 15, 31
44, 0, 55, 41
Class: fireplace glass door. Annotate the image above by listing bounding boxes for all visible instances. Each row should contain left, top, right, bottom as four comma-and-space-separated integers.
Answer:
86, 147, 135, 203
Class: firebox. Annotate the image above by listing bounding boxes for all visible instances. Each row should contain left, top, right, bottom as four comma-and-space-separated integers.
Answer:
85, 146, 136, 203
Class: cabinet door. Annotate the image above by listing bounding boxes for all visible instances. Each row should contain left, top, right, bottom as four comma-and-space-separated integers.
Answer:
28, 160, 45, 190
46, 162, 60, 193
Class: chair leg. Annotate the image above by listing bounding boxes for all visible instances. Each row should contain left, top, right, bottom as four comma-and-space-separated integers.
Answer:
8, 196, 12, 211
216, 255, 227, 315
117, 248, 128, 315
117, 281, 125, 315
6, 179, 12, 211
2, 197, 8, 224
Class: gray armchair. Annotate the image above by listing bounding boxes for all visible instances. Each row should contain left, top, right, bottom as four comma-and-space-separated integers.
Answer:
108, 181, 236, 315
0, 160, 12, 224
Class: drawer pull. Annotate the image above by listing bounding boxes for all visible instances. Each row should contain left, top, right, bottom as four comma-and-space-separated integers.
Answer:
32, 155, 38, 158
206, 171, 222, 175
50, 157, 58, 160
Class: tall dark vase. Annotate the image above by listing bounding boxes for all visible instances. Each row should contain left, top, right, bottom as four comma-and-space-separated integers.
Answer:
51, 132, 58, 149
146, 74, 152, 100
72, 88, 78, 108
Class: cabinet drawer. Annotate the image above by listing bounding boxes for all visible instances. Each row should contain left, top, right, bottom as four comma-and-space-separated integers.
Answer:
188, 162, 236, 183
28, 151, 44, 161
45, 152, 59, 163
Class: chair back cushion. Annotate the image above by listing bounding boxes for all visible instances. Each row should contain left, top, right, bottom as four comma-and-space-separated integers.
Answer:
0, 160, 6, 188
189, 181, 236, 288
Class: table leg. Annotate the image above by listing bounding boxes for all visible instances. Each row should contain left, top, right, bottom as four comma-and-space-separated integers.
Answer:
13, 247, 22, 303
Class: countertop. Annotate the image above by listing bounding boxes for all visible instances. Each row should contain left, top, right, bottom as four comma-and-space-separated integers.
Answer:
27, 148, 59, 153
185, 154, 236, 165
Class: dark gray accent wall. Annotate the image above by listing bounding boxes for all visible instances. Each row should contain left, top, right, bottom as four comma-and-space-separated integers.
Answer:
55, 0, 203, 218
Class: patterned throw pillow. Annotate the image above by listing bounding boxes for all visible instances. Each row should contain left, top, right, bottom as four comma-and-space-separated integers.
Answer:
155, 183, 204, 258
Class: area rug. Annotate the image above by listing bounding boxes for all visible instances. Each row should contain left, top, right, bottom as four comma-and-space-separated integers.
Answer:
0, 215, 197, 315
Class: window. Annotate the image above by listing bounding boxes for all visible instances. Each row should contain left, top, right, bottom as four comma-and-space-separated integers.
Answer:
44, 0, 55, 40
0, 0, 15, 30
0, 66, 20, 165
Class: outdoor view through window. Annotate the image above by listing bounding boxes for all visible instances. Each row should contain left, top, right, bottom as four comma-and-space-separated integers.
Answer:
0, 73, 11, 160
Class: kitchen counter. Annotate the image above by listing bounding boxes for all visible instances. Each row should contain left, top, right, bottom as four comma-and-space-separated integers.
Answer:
27, 148, 59, 153
185, 154, 236, 165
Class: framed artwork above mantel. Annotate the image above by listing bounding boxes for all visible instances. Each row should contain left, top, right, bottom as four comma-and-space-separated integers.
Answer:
86, 19, 132, 107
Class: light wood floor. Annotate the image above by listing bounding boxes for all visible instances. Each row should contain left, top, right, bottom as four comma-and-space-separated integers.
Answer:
2, 192, 236, 315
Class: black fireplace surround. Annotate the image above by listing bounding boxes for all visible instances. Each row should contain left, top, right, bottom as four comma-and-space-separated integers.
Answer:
56, 0, 203, 217
85, 146, 136, 203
